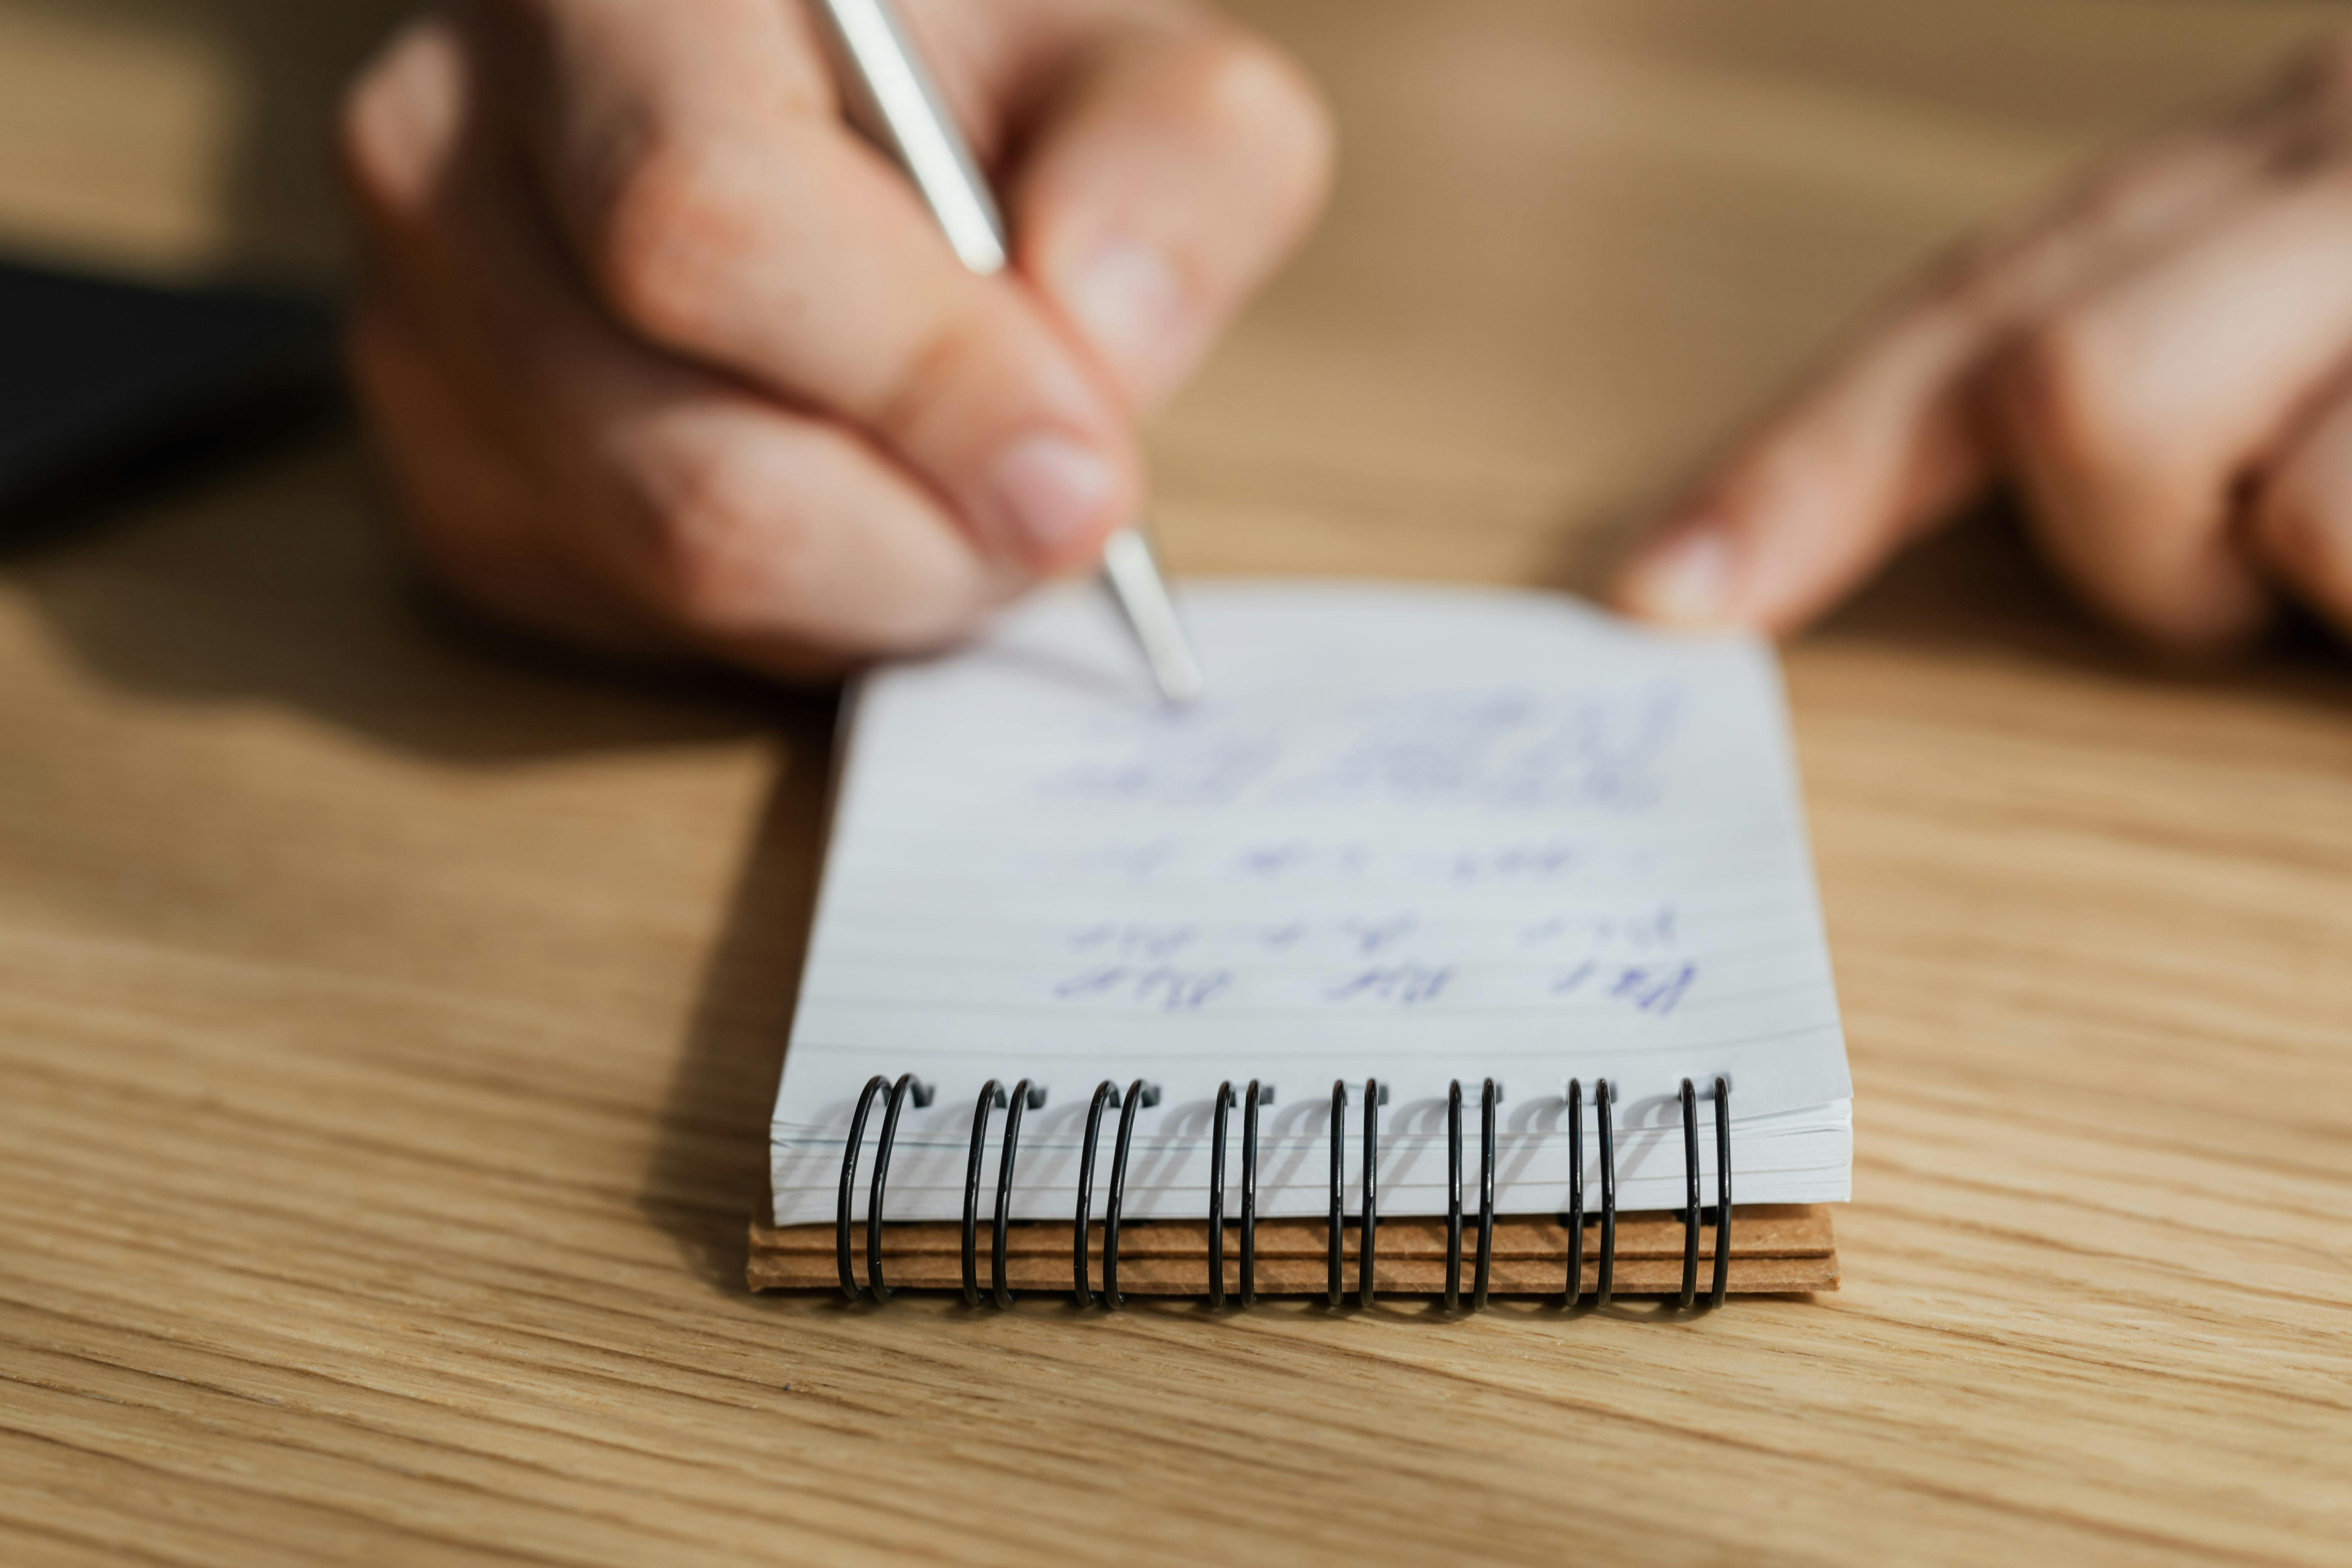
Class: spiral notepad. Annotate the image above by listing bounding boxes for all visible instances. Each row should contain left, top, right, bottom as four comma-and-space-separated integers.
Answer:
751, 581, 1851, 1308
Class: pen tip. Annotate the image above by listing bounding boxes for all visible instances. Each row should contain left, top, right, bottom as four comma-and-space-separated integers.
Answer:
1154, 659, 1206, 707
1100, 526, 1206, 706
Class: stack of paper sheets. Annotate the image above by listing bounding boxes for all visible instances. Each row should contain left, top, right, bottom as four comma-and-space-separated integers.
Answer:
769, 582, 1852, 1223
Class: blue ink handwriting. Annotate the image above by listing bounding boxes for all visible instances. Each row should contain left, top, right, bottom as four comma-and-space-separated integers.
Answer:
1232, 841, 1372, 880
1519, 904, 1678, 949
1552, 960, 1698, 1015
1338, 914, 1417, 955
1325, 963, 1455, 1007
1069, 922, 1198, 959
1053, 965, 1233, 1012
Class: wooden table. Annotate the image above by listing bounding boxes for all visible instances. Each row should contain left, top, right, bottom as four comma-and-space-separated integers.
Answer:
4, 1, 2348, 1562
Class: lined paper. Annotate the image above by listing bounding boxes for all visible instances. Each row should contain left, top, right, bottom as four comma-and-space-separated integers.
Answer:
770, 582, 1851, 1223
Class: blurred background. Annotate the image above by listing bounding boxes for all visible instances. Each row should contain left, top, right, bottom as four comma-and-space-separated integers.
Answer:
0, 0, 404, 281
0, 0, 2336, 286
1, 0, 2336, 582
0, 0, 2342, 594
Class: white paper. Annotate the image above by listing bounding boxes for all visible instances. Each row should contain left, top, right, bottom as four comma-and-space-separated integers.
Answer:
770, 581, 1851, 1223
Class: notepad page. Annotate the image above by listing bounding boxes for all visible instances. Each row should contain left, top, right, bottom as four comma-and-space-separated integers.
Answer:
770, 581, 1851, 1224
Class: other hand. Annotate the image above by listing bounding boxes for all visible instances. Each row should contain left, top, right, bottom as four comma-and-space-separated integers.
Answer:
340, 0, 1331, 676
1613, 36, 2352, 653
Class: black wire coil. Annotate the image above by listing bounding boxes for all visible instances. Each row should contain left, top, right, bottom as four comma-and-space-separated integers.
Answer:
1099, 1077, 1153, 1309
1441, 1079, 1502, 1311
831, 1071, 1733, 1310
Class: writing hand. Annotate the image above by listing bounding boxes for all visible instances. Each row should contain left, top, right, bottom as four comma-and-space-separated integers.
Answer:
1613, 37, 2352, 652
340, 0, 1330, 676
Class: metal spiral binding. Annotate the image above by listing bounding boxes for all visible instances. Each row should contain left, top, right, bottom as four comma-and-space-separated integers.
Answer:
864, 1072, 930, 1301
1444, 1081, 1464, 1310
1204, 1083, 1272, 1307
1324, 1080, 1388, 1307
1596, 1077, 1617, 1308
1100, 1077, 1154, 1309
1443, 1079, 1503, 1311
1072, 1081, 1116, 1308
832, 1066, 1731, 1308
1326, 1080, 1345, 1306
1711, 1075, 1733, 1308
959, 1079, 998, 1308
1675, 1076, 1737, 1309
1360, 1078, 1381, 1308
837, 1075, 888, 1300
1475, 1078, 1499, 1311
1209, 1083, 1232, 1307
956, 1080, 1044, 1308
1240, 1080, 1264, 1305
1076, 1079, 1161, 1309
1563, 1078, 1585, 1306
1678, 1079, 1701, 1309
990, 1079, 1035, 1308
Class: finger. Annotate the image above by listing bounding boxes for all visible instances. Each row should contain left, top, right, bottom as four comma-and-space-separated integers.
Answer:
352, 286, 682, 660
341, 12, 1021, 675
1974, 167, 2352, 649
1611, 108, 2305, 632
997, 10, 1334, 408
341, 17, 668, 656
2247, 378, 2352, 637
481, 0, 1143, 572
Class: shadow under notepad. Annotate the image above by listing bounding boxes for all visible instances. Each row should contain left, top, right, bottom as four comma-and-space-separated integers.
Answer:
638, 691, 842, 1293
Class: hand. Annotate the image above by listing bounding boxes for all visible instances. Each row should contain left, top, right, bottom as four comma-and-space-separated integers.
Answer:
1611, 36, 2352, 653
339, 0, 1331, 676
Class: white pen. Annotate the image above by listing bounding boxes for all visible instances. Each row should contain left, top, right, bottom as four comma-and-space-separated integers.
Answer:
814, 0, 1206, 705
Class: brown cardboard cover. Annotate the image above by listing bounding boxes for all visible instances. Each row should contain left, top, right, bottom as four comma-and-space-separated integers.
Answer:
747, 1205, 1837, 1296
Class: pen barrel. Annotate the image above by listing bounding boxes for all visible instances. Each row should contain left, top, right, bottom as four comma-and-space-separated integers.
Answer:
814, 0, 1009, 274
811, 0, 1202, 704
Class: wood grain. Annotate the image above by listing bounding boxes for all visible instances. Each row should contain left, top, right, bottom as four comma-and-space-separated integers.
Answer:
3, 1, 2350, 1564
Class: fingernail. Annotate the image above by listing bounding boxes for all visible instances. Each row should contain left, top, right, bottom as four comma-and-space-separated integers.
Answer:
1621, 524, 1736, 625
990, 433, 1121, 560
1063, 237, 1199, 395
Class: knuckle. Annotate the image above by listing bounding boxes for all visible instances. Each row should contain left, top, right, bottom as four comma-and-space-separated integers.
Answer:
2063, 164, 2159, 234
335, 82, 397, 215
1984, 311, 2144, 477
1917, 241, 2009, 327
588, 129, 749, 348
337, 18, 470, 222
2256, 460, 2348, 576
2285, 31, 2352, 107
868, 310, 992, 448
635, 447, 810, 634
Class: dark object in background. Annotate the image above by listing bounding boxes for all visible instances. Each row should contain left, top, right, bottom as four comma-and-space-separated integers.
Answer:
0, 258, 339, 541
